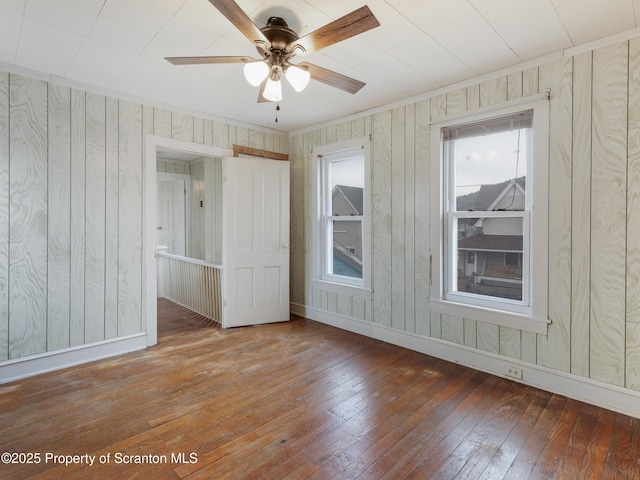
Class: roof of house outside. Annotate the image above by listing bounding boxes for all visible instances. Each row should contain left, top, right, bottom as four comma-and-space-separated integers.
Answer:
333, 185, 363, 215
457, 177, 525, 211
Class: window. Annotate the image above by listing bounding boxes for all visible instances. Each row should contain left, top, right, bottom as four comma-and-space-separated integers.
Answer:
312, 137, 371, 298
430, 98, 549, 333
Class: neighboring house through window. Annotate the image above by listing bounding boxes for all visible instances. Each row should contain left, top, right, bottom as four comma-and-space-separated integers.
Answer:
430, 97, 550, 333
312, 137, 372, 299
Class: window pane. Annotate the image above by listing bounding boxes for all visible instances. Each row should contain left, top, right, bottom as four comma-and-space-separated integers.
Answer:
453, 128, 528, 211
329, 156, 364, 216
332, 219, 363, 278
456, 216, 523, 301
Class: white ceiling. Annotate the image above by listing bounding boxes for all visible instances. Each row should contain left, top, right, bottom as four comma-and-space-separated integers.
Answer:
1, 0, 640, 132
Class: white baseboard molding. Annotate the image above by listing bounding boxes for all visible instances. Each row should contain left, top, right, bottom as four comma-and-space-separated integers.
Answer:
291, 303, 640, 419
0, 333, 147, 384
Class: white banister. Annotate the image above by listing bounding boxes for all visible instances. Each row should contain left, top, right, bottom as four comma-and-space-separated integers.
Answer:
157, 251, 223, 323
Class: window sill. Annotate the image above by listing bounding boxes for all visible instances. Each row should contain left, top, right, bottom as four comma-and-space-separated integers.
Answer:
311, 279, 372, 301
428, 298, 549, 334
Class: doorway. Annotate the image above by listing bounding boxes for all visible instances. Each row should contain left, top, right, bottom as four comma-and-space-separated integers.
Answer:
144, 135, 291, 345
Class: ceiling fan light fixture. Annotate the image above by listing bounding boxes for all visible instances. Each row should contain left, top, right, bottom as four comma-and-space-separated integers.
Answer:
243, 60, 269, 86
285, 65, 311, 92
263, 77, 283, 102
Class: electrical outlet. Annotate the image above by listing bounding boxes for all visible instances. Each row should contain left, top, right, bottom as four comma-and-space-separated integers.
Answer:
505, 365, 523, 380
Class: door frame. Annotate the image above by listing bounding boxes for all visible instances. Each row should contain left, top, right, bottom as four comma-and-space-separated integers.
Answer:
144, 135, 232, 346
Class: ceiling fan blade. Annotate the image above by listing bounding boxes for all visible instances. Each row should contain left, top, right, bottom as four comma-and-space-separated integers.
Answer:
291, 6, 379, 54
298, 62, 366, 94
165, 55, 253, 65
209, 0, 269, 46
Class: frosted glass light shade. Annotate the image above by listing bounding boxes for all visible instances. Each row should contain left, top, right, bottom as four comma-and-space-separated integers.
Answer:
285, 65, 311, 92
243, 61, 269, 86
263, 77, 282, 102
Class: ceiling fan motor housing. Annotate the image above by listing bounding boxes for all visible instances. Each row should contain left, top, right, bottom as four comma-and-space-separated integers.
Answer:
260, 17, 299, 52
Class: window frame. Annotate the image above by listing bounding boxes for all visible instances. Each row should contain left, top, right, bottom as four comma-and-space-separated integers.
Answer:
311, 136, 372, 300
429, 96, 550, 334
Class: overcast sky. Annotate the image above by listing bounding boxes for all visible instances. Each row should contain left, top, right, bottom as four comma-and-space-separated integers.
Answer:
454, 129, 528, 197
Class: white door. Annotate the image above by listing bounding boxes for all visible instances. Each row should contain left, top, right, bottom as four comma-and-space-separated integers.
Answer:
157, 179, 186, 256
222, 157, 290, 328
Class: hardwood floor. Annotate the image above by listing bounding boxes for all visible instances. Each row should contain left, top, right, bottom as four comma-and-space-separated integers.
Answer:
1, 299, 639, 479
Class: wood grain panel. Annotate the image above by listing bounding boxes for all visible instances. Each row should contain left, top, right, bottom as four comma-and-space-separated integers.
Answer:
153, 108, 171, 138
523, 67, 539, 96
70, 88, 86, 346
500, 326, 521, 360
336, 293, 351, 317
171, 112, 193, 142
537, 58, 572, 373
307, 132, 317, 308
211, 121, 228, 148
414, 99, 430, 337
480, 77, 508, 106
352, 117, 366, 138
372, 110, 393, 327
431, 94, 447, 120
290, 134, 305, 306
248, 129, 264, 150
8, 74, 48, 358
466, 84, 480, 110
194, 116, 204, 144
204, 157, 215, 263
352, 297, 365, 320
430, 311, 441, 339
47, 83, 71, 351
628, 38, 640, 390
85, 93, 106, 343
476, 322, 500, 354
441, 314, 464, 345
189, 159, 205, 260
203, 119, 214, 146
325, 124, 337, 145
391, 106, 406, 330
522, 332, 537, 364
590, 43, 628, 386
571, 52, 593, 378
105, 97, 119, 340
118, 101, 143, 336
446, 90, 466, 115
264, 133, 274, 153
205, 157, 223, 265
278, 134, 288, 155
235, 126, 248, 148
464, 318, 476, 348
336, 121, 351, 142
508, 71, 523, 100
405, 104, 416, 333
0, 72, 8, 360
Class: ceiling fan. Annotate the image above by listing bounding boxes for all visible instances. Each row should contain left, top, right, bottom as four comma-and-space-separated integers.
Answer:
165, 0, 380, 104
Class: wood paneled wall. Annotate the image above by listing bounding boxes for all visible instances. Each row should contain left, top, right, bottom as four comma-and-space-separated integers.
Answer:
290, 38, 640, 393
0, 71, 287, 362
189, 157, 222, 265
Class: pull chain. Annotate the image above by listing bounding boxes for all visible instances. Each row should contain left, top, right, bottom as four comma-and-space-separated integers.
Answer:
275, 103, 280, 123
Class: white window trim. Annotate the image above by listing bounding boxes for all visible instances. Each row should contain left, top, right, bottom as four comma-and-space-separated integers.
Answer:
311, 136, 372, 300
429, 96, 550, 334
